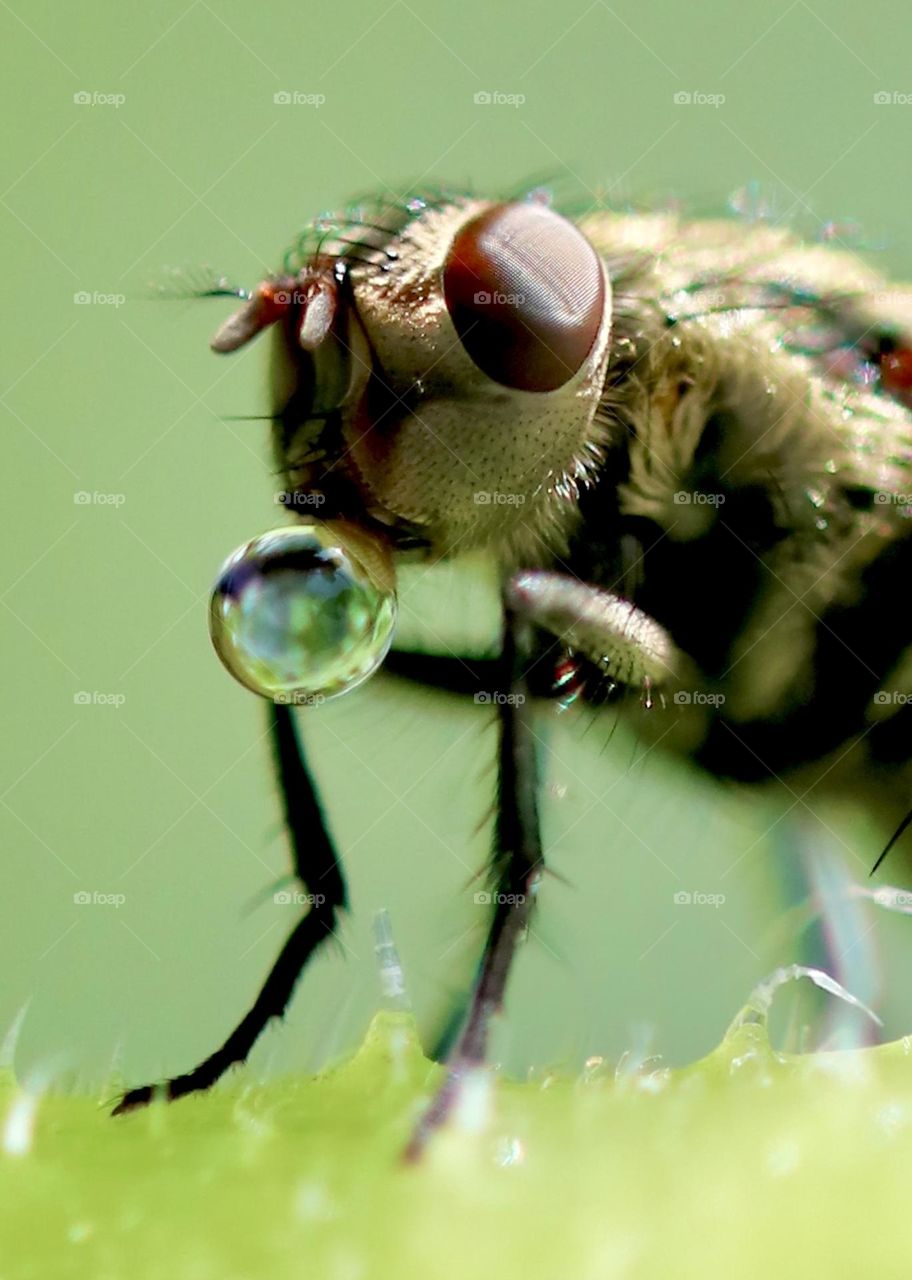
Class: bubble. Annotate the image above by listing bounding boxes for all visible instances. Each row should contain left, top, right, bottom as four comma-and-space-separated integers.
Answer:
209, 523, 397, 703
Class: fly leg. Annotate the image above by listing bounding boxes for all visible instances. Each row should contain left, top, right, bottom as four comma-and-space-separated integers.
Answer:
113, 702, 347, 1114
385, 572, 686, 705
404, 599, 543, 1160
403, 571, 690, 1158
506, 570, 684, 695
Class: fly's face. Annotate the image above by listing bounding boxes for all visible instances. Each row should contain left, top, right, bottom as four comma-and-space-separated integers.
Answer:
260, 195, 614, 558
206, 190, 610, 710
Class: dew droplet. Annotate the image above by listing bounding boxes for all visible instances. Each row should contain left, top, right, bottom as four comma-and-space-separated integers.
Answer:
581, 1055, 609, 1084
495, 1136, 525, 1166
209, 523, 397, 703
2, 1090, 38, 1157
877, 1101, 907, 1139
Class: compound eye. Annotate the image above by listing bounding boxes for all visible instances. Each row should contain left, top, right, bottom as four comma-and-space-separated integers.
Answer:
443, 203, 606, 392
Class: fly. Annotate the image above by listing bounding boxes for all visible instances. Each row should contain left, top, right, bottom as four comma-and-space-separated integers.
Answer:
114, 183, 912, 1159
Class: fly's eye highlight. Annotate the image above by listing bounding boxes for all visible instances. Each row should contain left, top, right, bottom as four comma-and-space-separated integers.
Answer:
442, 202, 606, 392
209, 524, 397, 703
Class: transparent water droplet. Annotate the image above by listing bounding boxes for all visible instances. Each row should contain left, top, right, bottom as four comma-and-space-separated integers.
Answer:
636, 1068, 670, 1093
877, 1101, 907, 1139
373, 909, 410, 1010
729, 1049, 761, 1074
209, 523, 397, 703
2, 1090, 38, 1157
581, 1055, 610, 1084
495, 1135, 525, 1166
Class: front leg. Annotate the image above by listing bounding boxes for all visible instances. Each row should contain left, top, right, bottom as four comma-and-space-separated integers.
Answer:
404, 601, 543, 1160
113, 702, 347, 1114
403, 570, 690, 1159
507, 570, 684, 695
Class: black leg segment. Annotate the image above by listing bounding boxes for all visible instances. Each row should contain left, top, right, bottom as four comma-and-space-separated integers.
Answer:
404, 602, 544, 1159
112, 702, 347, 1114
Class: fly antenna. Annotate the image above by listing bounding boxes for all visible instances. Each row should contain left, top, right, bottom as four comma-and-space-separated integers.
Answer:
147, 265, 251, 303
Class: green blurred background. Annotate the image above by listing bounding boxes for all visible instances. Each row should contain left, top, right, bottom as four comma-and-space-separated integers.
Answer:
3, 0, 912, 1095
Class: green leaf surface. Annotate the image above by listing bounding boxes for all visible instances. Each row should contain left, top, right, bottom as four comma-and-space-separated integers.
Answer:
4, 993, 912, 1280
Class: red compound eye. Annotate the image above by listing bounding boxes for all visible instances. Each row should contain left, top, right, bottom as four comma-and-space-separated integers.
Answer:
442, 203, 606, 392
